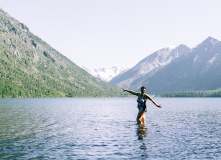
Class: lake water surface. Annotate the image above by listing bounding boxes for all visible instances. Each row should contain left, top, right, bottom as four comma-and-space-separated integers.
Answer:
0, 97, 221, 159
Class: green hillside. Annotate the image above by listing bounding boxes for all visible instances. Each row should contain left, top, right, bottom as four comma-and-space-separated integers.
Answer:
0, 8, 125, 98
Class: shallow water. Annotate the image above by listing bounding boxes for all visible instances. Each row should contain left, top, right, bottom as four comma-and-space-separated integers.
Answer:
0, 97, 221, 159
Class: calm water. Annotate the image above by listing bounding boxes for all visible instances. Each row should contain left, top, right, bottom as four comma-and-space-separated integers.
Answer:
0, 97, 221, 159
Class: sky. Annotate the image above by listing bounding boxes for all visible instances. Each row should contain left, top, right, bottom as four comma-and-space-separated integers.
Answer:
1, 0, 221, 70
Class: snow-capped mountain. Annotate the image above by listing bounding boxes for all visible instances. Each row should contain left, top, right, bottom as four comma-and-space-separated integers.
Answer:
81, 66, 127, 82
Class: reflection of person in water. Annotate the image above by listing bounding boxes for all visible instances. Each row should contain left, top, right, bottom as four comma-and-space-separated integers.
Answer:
137, 124, 148, 156
137, 124, 147, 140
123, 86, 162, 124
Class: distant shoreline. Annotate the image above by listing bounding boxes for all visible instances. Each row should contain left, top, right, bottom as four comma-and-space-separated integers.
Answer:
156, 89, 221, 97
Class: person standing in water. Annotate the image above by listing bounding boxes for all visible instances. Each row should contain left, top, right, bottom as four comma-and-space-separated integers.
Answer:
123, 86, 162, 124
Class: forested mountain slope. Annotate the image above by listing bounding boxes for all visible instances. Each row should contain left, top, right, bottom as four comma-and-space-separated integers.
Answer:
0, 8, 124, 98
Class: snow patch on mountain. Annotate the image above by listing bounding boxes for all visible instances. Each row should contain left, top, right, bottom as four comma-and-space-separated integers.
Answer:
208, 53, 219, 64
80, 66, 127, 82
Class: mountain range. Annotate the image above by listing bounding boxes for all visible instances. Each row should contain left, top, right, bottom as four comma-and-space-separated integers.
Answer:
110, 37, 221, 94
1, 7, 221, 97
0, 8, 125, 98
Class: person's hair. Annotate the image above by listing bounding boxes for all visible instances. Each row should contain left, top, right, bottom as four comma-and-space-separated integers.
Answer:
141, 86, 146, 90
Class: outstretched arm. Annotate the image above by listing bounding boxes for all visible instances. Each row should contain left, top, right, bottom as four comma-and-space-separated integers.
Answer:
123, 89, 139, 96
146, 94, 162, 108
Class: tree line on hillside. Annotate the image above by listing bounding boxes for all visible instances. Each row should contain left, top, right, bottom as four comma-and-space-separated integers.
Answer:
0, 60, 126, 98
157, 90, 221, 97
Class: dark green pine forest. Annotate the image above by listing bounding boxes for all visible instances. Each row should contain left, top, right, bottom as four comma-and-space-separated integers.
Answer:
157, 89, 221, 97
0, 8, 126, 98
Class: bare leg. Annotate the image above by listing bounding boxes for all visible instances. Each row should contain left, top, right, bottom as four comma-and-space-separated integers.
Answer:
141, 115, 145, 124
137, 110, 145, 124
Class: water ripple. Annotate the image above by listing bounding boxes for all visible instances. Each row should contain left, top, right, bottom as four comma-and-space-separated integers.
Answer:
0, 98, 221, 159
